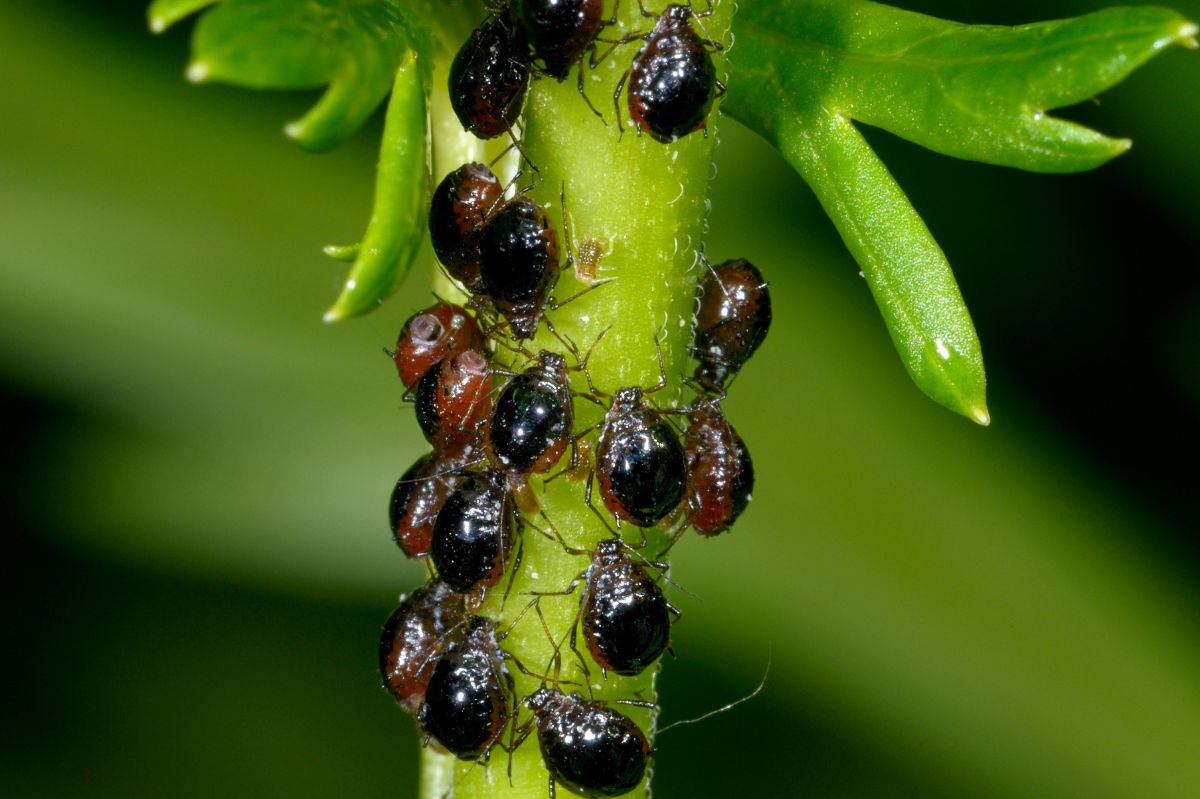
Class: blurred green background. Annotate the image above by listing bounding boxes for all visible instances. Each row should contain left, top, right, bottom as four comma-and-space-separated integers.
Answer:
2, 1, 1198, 796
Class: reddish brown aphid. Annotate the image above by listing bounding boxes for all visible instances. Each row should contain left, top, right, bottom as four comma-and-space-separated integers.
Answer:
594, 387, 687, 528
429, 163, 504, 293
683, 399, 753, 535
415, 349, 494, 457
378, 581, 466, 712
392, 302, 487, 389
692, 258, 771, 392
389, 451, 469, 558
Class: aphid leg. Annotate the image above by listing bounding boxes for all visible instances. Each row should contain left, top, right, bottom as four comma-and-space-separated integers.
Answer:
505, 126, 540, 175
500, 519, 526, 610
611, 66, 632, 140
641, 329, 671, 395
576, 326, 612, 398
691, 0, 714, 18
606, 0, 622, 27
576, 57, 605, 122
635, 0, 655, 18
584, 470, 621, 536
566, 601, 594, 693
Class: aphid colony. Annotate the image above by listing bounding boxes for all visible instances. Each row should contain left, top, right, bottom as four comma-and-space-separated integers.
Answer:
378, 2, 761, 796
449, 0, 726, 144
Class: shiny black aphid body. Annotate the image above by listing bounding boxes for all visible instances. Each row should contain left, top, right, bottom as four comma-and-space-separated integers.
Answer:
627, 5, 717, 143
418, 617, 511, 760
692, 258, 771, 391
489, 352, 573, 473
449, 15, 531, 139
527, 688, 650, 798
582, 540, 671, 676
429, 164, 504, 292
431, 472, 515, 593
515, 0, 605, 79
596, 387, 687, 526
481, 197, 562, 338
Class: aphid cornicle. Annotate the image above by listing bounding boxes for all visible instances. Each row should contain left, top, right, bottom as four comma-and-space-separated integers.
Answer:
417, 616, 513, 761
683, 399, 753, 535
429, 164, 504, 292
624, 4, 721, 143
389, 451, 468, 559
378, 581, 466, 712
480, 197, 563, 339
449, 14, 532, 139
430, 472, 518, 594
414, 349, 493, 457
692, 258, 772, 392
525, 688, 651, 798
595, 386, 687, 527
487, 351, 574, 474
514, 0, 606, 80
392, 302, 487, 389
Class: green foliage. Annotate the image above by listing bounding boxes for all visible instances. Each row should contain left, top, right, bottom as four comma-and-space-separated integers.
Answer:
321, 54, 428, 321
149, 0, 431, 151
148, 0, 1195, 422
726, 0, 1196, 421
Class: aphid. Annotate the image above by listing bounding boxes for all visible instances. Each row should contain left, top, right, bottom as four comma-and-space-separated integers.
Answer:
417, 616, 513, 761
429, 164, 505, 292
449, 14, 532, 140
392, 302, 487, 389
574, 235, 606, 285
514, 0, 606, 80
389, 451, 469, 559
683, 399, 753, 535
523, 688, 652, 799
378, 581, 466, 712
487, 351, 574, 474
415, 349, 493, 457
618, 4, 723, 143
692, 258, 771, 392
593, 386, 687, 528
537, 539, 675, 679
430, 471, 519, 595
480, 197, 562, 339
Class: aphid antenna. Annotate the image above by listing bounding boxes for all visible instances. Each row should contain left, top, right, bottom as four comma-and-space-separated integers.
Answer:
499, 506, 527, 610
393, 457, 486, 484
656, 660, 771, 735
546, 276, 617, 314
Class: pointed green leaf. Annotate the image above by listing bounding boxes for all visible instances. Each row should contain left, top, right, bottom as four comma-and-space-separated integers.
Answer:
323, 51, 428, 322
152, 0, 431, 151
147, 0, 218, 32
727, 0, 1195, 421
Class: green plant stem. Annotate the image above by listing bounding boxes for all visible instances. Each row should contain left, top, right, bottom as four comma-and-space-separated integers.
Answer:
427, 2, 734, 796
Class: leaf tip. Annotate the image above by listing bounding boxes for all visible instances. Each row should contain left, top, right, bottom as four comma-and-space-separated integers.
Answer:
970, 405, 992, 427
1179, 21, 1199, 49
148, 15, 167, 34
323, 243, 361, 263
185, 61, 210, 84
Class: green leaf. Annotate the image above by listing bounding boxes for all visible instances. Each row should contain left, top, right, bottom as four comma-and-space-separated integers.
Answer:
323, 51, 429, 322
150, 0, 430, 151
147, 0, 219, 33
727, 0, 1196, 422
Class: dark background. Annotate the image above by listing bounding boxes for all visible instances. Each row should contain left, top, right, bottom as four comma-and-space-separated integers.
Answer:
2, 0, 1198, 796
